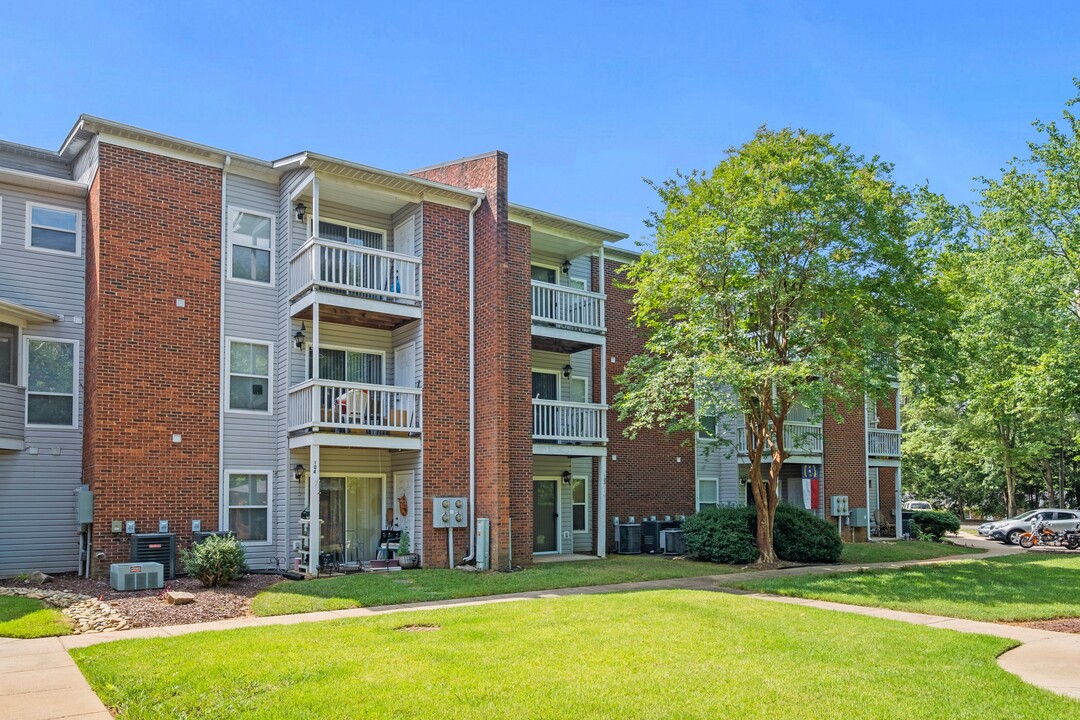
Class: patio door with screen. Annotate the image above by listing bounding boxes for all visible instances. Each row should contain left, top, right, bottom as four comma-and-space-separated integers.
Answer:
319, 220, 386, 293
533, 479, 558, 553
318, 475, 385, 564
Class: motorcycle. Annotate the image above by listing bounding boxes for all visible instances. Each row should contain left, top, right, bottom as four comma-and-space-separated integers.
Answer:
1019, 517, 1079, 549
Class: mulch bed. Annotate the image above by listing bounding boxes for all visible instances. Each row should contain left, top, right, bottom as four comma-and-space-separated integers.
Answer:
1013, 618, 1080, 635
0, 572, 284, 628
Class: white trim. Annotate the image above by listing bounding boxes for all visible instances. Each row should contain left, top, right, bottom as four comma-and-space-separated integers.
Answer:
311, 215, 388, 249
23, 335, 78, 429
225, 336, 274, 415
571, 475, 590, 534
696, 475, 720, 512
568, 375, 589, 404
0, 320, 19, 388
530, 261, 562, 285
24, 201, 82, 257
224, 469, 274, 545
227, 207, 276, 287
532, 476, 562, 554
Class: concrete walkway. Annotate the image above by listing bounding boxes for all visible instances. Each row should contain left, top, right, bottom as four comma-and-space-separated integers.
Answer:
4, 534, 1078, 718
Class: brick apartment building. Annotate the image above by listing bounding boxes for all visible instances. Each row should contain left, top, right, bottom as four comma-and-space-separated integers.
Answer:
0, 117, 902, 579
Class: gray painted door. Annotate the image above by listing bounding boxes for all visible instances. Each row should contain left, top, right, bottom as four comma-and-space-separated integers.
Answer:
533, 480, 558, 552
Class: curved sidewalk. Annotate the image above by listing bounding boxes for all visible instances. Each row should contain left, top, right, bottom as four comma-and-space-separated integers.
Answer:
2, 534, 1076, 719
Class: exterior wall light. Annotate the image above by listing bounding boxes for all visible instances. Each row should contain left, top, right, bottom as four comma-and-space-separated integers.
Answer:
562, 364, 573, 379
295, 202, 306, 222
294, 322, 306, 349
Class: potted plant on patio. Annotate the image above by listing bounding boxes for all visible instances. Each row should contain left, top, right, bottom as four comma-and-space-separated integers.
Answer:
397, 530, 420, 569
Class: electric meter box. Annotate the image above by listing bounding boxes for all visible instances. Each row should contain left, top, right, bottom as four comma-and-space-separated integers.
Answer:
849, 507, 869, 527
432, 496, 468, 528
830, 495, 850, 517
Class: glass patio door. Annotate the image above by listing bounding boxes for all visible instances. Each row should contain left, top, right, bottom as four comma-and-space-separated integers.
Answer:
319, 475, 384, 564
533, 479, 558, 553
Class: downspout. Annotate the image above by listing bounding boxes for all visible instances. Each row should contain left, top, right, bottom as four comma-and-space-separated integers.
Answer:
462, 193, 484, 564
219, 156, 231, 533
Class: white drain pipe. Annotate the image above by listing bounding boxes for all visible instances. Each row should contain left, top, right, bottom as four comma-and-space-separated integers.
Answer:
462, 193, 484, 565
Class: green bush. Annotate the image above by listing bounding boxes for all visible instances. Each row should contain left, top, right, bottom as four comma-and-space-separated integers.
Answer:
911, 510, 961, 540
682, 506, 758, 564
773, 503, 843, 563
181, 534, 248, 587
683, 503, 842, 564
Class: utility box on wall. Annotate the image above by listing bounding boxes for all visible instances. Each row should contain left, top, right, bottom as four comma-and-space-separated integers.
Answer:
849, 508, 869, 527
432, 497, 468, 528
830, 495, 850, 517
75, 488, 93, 525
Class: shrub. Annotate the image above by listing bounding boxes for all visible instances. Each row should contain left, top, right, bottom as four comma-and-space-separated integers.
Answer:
398, 530, 411, 555
911, 510, 961, 540
682, 506, 758, 564
773, 503, 843, 563
181, 534, 248, 587
683, 503, 842, 565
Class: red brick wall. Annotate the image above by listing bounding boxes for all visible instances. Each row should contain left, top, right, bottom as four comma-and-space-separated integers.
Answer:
824, 402, 868, 542
84, 144, 222, 575
601, 258, 695, 551
419, 201, 471, 568
413, 155, 532, 569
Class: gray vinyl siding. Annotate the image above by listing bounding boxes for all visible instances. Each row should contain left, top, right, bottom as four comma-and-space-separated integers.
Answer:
223, 174, 282, 568
0, 185, 85, 577
0, 384, 24, 446
72, 137, 99, 185
531, 349, 592, 401
0, 143, 69, 179
696, 412, 742, 509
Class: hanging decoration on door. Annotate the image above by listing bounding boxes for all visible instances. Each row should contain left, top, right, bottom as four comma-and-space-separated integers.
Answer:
398, 494, 409, 518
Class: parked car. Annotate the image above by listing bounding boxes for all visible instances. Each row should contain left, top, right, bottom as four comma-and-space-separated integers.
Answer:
903, 500, 933, 511
989, 509, 1080, 545
979, 510, 1036, 538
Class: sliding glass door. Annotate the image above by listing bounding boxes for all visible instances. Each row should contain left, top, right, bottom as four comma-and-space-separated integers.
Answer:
319, 475, 385, 564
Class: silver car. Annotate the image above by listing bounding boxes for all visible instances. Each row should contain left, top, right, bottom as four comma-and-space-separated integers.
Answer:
989, 509, 1080, 545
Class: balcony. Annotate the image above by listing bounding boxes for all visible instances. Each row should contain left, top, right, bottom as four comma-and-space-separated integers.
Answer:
289, 238, 422, 326
531, 281, 605, 353
868, 429, 901, 458
532, 399, 607, 445
287, 380, 421, 450
735, 422, 823, 458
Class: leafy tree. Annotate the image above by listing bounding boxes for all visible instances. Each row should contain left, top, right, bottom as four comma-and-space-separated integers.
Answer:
617, 127, 948, 562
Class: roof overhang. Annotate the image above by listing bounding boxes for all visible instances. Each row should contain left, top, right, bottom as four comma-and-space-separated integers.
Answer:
0, 299, 60, 327
276, 152, 484, 211
510, 203, 627, 246
0, 166, 87, 197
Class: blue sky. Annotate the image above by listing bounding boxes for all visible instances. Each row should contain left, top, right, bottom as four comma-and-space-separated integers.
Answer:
2, 2, 1078, 248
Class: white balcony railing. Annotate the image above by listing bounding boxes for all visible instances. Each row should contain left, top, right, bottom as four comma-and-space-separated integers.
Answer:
734, 422, 823, 456
531, 281, 605, 334
290, 237, 422, 305
288, 380, 421, 434
532, 399, 607, 443
868, 429, 901, 457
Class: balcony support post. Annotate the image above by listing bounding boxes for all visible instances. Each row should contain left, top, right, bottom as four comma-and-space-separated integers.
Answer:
308, 443, 321, 577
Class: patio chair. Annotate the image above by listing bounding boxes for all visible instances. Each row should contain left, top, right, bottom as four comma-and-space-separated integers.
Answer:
873, 509, 895, 537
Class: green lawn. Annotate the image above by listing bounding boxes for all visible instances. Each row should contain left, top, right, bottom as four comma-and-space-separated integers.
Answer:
839, 540, 983, 564
72, 590, 1078, 720
0, 595, 72, 638
252, 555, 739, 616
740, 553, 1080, 622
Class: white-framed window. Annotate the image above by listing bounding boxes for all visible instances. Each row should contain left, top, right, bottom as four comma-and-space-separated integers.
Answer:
697, 476, 719, 511
0, 322, 17, 386
227, 339, 272, 413
226, 471, 270, 543
530, 263, 559, 285
317, 218, 385, 249
24, 336, 78, 427
568, 375, 589, 404
26, 203, 81, 256
308, 346, 384, 384
228, 208, 275, 285
572, 476, 589, 532
697, 413, 718, 440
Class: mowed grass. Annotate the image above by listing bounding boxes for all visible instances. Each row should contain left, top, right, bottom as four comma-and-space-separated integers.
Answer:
740, 552, 1080, 622
0, 596, 72, 638
839, 540, 983, 564
252, 555, 738, 616
72, 590, 1079, 720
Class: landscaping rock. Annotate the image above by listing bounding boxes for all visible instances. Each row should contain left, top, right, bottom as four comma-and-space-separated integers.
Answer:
27, 570, 53, 584
165, 591, 195, 605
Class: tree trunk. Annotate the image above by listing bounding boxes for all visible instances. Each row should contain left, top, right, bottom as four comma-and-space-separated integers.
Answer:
1004, 463, 1016, 519
1041, 459, 1055, 505
756, 508, 777, 563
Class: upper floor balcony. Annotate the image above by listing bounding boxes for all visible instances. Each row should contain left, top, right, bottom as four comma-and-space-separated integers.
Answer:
530, 280, 606, 353
532, 399, 607, 455
735, 421, 823, 459
289, 237, 422, 328
287, 379, 421, 450
868, 429, 901, 459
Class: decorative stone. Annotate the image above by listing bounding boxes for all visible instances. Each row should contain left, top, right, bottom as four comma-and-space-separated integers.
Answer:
165, 591, 195, 605
27, 570, 53, 584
